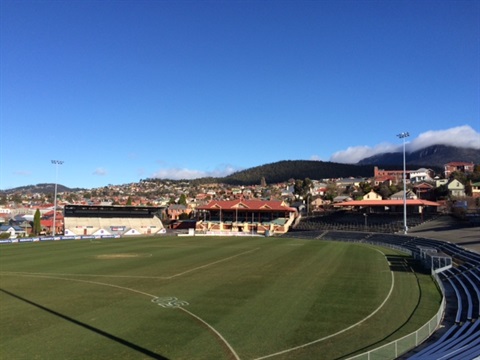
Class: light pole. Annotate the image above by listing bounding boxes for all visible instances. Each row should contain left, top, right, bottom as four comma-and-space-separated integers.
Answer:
397, 132, 409, 234
51, 160, 64, 236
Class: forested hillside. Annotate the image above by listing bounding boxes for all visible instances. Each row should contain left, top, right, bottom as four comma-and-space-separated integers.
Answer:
220, 160, 375, 185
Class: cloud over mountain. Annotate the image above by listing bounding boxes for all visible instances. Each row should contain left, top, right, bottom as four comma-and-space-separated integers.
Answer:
408, 126, 480, 152
152, 164, 239, 180
330, 125, 479, 164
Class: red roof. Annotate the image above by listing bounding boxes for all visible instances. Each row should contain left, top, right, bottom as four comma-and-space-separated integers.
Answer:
445, 161, 474, 166
375, 176, 395, 182
43, 210, 64, 219
197, 199, 296, 212
41, 219, 63, 227
335, 199, 441, 207
413, 183, 434, 189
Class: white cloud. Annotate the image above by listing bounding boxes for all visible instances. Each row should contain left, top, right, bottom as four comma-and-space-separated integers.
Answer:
330, 125, 480, 164
408, 125, 480, 152
93, 168, 108, 176
330, 143, 398, 164
152, 168, 205, 180
152, 164, 239, 180
310, 155, 322, 161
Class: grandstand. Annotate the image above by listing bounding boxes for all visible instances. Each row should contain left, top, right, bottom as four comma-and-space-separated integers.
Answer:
63, 205, 165, 236
296, 210, 436, 233
195, 199, 297, 235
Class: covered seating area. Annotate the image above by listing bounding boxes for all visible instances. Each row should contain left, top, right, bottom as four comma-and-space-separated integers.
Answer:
196, 200, 297, 235
296, 199, 441, 233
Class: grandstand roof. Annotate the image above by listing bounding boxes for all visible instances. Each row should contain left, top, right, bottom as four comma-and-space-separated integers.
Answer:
197, 200, 297, 212
335, 199, 441, 207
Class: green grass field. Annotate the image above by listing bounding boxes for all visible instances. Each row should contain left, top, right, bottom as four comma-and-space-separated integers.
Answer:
0, 236, 441, 360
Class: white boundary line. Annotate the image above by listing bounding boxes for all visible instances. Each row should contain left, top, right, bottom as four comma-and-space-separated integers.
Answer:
1, 273, 159, 298
1, 272, 241, 360
94, 253, 153, 258
0, 271, 166, 279
164, 247, 260, 279
179, 307, 241, 360
253, 248, 395, 360
0, 247, 260, 280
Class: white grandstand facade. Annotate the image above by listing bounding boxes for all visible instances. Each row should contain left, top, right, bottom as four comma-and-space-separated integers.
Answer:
63, 205, 166, 236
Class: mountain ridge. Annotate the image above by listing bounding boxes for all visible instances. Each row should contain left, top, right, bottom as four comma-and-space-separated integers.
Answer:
357, 144, 479, 167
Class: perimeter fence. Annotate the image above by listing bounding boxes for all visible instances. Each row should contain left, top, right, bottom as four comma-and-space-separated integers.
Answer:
346, 272, 446, 360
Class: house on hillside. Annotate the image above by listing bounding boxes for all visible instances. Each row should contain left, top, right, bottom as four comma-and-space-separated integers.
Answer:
374, 166, 411, 184
336, 178, 366, 189
333, 195, 353, 203
409, 168, 435, 184
0, 225, 26, 238
390, 190, 417, 201
312, 182, 328, 196
363, 190, 382, 201
231, 188, 242, 198
472, 182, 480, 198
311, 197, 328, 212
167, 204, 192, 220
447, 179, 466, 197
444, 162, 474, 178
374, 175, 395, 187
412, 182, 435, 200
195, 193, 209, 201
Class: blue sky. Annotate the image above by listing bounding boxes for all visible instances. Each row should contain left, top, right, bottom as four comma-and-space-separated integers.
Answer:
1, 0, 479, 190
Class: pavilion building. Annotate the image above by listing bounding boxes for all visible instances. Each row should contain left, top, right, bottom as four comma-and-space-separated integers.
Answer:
195, 199, 297, 236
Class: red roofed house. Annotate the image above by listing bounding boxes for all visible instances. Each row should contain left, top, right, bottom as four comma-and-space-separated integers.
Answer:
412, 182, 435, 200
41, 210, 64, 235
167, 204, 193, 220
374, 166, 412, 185
444, 162, 474, 178
196, 200, 297, 235
40, 218, 63, 235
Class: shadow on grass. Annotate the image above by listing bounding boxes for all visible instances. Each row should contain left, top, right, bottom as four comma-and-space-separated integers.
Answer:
386, 255, 430, 274
385, 255, 412, 272
0, 288, 168, 360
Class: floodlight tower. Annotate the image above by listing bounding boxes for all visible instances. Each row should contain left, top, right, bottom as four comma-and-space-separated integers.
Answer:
397, 132, 409, 234
51, 160, 64, 236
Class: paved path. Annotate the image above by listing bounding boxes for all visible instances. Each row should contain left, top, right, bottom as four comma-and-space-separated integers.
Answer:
408, 215, 480, 253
